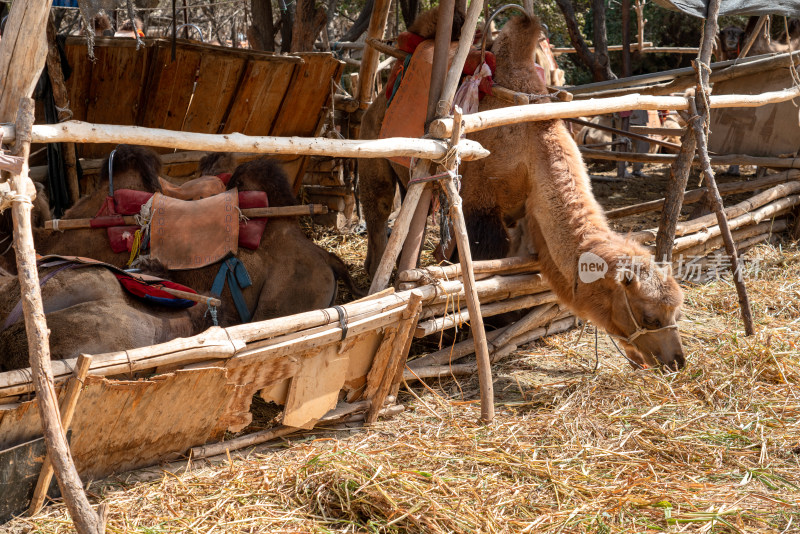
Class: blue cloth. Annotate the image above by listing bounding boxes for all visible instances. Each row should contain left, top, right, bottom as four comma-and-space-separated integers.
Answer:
53, 0, 79, 7
211, 257, 253, 322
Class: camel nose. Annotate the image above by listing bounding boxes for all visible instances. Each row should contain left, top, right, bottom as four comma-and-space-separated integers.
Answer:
666, 351, 685, 371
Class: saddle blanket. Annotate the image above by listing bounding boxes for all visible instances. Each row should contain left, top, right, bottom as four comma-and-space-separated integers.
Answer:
150, 189, 239, 270
379, 39, 495, 168
37, 255, 200, 308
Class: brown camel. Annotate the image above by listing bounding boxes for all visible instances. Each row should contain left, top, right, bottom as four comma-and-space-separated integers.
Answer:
488, 15, 685, 369
0, 262, 201, 371
1, 145, 362, 326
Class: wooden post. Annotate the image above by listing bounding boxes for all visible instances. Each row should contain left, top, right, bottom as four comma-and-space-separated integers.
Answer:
397, 0, 455, 276
366, 290, 423, 424
396, 185, 432, 276
437, 0, 485, 116
10, 99, 103, 533
46, 14, 80, 204
0, 0, 54, 121
29, 355, 92, 516
738, 16, 768, 59
356, 0, 393, 106
654, 0, 721, 262
426, 0, 456, 124
617, 0, 632, 178
688, 107, 755, 336
442, 174, 494, 422
654, 104, 697, 262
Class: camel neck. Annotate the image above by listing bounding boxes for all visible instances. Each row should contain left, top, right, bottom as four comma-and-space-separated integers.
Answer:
527, 120, 615, 287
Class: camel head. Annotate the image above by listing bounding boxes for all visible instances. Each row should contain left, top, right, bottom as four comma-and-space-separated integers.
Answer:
491, 13, 546, 94
579, 236, 685, 371
101, 144, 163, 193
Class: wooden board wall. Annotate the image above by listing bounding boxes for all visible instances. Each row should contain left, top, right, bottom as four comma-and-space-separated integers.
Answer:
54, 38, 343, 190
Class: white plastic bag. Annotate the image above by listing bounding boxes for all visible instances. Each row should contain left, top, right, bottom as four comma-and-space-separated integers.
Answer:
452, 62, 493, 116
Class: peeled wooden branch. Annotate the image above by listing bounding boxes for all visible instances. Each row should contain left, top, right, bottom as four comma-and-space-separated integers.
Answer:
44, 205, 330, 230
489, 303, 560, 352
0, 122, 490, 162
676, 219, 787, 259
428, 87, 800, 138
399, 256, 539, 282
415, 291, 558, 338
404, 316, 576, 380
633, 182, 800, 242
28, 355, 92, 516
606, 170, 800, 219
581, 149, 800, 168
670, 195, 800, 251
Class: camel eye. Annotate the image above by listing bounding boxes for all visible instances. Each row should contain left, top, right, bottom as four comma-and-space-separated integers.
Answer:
644, 316, 662, 329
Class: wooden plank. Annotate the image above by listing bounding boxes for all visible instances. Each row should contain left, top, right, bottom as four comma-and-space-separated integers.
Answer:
282, 345, 349, 428
63, 41, 94, 122
83, 41, 152, 158
70, 370, 235, 480
341, 331, 383, 402
222, 59, 297, 135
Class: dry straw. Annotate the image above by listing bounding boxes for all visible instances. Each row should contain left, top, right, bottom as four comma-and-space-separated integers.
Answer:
9, 239, 799, 533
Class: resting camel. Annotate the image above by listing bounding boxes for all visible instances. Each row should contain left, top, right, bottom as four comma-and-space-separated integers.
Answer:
716, 17, 800, 61
0, 145, 361, 327
474, 14, 686, 369
0, 261, 200, 370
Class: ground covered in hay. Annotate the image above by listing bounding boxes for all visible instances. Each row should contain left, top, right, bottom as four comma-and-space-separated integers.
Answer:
6, 237, 800, 533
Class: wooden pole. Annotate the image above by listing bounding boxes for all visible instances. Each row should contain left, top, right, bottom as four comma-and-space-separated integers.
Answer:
688, 100, 756, 335
356, 0, 393, 107
426, 86, 800, 138
442, 176, 494, 422
368, 164, 432, 294
654, 99, 698, 262
437, 0, 485, 117
9, 98, 103, 533
738, 15, 768, 59
46, 14, 80, 204
579, 149, 800, 168
396, 185, 432, 277
654, 0, 721, 262
617, 0, 632, 178
29, 355, 92, 516
426, 0, 456, 124
2, 122, 490, 162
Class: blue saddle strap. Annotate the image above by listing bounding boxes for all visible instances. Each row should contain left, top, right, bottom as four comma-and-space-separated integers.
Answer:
211, 257, 253, 323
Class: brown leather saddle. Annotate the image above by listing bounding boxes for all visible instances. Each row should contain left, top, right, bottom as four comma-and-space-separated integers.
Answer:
149, 189, 239, 270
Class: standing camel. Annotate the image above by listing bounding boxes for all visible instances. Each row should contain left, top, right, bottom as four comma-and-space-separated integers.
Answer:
476, 14, 686, 369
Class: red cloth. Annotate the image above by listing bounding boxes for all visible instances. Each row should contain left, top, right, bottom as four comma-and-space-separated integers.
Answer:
114, 189, 154, 215
385, 33, 496, 102
238, 190, 268, 250
107, 225, 141, 253
217, 172, 233, 185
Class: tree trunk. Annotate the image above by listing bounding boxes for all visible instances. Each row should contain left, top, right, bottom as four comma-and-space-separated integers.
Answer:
291, 0, 328, 51
279, 0, 294, 53
399, 0, 419, 28
341, 0, 375, 43
554, 0, 616, 82
249, 0, 275, 51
